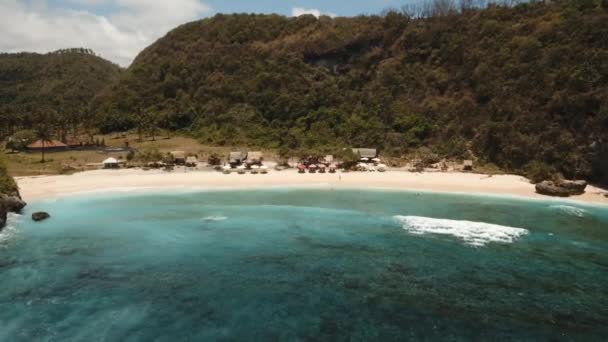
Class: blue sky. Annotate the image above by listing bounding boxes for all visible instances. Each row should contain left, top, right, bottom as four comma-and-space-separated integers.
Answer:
205, 0, 408, 16
44, 0, 413, 17
1, 0, 420, 66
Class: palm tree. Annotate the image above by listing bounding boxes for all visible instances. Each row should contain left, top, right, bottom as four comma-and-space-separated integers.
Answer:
34, 122, 53, 163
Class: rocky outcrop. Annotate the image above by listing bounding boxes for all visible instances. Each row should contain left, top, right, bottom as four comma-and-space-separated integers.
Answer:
0, 201, 6, 230
535, 180, 588, 197
558, 180, 587, 195
32, 212, 50, 222
1, 194, 26, 213
0, 192, 26, 230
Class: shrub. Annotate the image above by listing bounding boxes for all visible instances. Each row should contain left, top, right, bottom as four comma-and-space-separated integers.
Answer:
525, 161, 555, 184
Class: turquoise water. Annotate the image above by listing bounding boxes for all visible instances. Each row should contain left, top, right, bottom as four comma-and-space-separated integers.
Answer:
1, 189, 607, 341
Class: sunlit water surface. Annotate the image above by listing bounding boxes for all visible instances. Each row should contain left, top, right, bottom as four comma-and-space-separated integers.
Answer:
1, 189, 607, 340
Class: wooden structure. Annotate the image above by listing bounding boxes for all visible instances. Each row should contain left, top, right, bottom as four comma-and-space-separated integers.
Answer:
171, 151, 186, 165
229, 152, 247, 168
463, 160, 473, 171
27, 139, 68, 152
246, 151, 263, 166
352, 148, 378, 160
185, 156, 198, 167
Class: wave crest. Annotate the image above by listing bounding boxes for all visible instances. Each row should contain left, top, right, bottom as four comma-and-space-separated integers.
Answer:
394, 216, 528, 247
549, 205, 587, 218
202, 216, 228, 222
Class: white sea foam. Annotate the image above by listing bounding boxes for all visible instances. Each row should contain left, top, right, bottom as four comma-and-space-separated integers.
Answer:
549, 205, 588, 218
0, 213, 21, 245
202, 216, 228, 222
394, 216, 528, 247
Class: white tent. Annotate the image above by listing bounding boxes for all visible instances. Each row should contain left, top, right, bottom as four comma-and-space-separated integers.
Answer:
102, 157, 119, 169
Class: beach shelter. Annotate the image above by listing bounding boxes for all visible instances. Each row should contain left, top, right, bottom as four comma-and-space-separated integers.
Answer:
185, 156, 198, 167
298, 164, 306, 173
463, 160, 473, 171
27, 139, 68, 151
352, 148, 378, 160
229, 152, 247, 167
171, 151, 186, 165
246, 151, 263, 166
102, 157, 119, 169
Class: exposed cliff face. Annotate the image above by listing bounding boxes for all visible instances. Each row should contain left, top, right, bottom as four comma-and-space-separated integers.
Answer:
0, 200, 6, 229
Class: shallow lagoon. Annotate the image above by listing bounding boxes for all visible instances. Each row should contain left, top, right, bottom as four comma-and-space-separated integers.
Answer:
1, 189, 607, 340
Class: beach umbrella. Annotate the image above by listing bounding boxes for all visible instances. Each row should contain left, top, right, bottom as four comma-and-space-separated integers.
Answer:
309, 164, 317, 168
297, 164, 306, 170
372, 158, 381, 162
237, 165, 246, 169
361, 158, 369, 161
251, 165, 260, 169
260, 165, 268, 170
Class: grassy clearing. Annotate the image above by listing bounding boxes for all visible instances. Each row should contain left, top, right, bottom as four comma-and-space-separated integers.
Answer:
4, 133, 279, 177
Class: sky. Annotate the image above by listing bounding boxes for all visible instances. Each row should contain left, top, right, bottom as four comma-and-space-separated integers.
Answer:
0, 0, 416, 67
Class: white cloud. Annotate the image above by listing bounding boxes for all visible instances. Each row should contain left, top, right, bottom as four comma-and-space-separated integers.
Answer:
292, 7, 336, 18
0, 0, 211, 67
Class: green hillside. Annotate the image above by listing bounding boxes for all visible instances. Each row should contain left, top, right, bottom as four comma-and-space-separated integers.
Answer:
92, 1, 608, 183
0, 49, 122, 137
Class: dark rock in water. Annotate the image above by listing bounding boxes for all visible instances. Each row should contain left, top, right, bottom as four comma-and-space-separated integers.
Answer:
558, 180, 587, 195
1, 195, 27, 213
535, 181, 571, 197
32, 212, 51, 222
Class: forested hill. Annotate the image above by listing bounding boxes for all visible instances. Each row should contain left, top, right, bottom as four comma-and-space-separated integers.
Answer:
0, 49, 122, 135
92, 1, 608, 183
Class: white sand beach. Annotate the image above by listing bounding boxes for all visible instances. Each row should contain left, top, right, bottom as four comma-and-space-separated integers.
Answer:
15, 168, 608, 205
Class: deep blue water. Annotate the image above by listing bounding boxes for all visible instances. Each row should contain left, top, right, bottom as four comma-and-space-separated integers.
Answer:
1, 189, 607, 341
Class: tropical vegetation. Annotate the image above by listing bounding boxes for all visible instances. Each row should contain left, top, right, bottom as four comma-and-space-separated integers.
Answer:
0, 0, 607, 184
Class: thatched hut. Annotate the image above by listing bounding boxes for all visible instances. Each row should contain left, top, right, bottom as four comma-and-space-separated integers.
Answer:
246, 151, 263, 166
185, 156, 198, 167
229, 152, 247, 167
27, 139, 68, 152
352, 148, 378, 161
463, 160, 473, 171
171, 151, 186, 165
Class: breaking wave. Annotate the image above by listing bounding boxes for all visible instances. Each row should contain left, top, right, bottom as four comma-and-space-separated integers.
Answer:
549, 205, 588, 218
394, 216, 528, 247
0, 213, 21, 245
202, 216, 228, 222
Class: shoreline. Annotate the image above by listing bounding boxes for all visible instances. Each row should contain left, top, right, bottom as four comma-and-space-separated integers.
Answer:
15, 168, 608, 207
